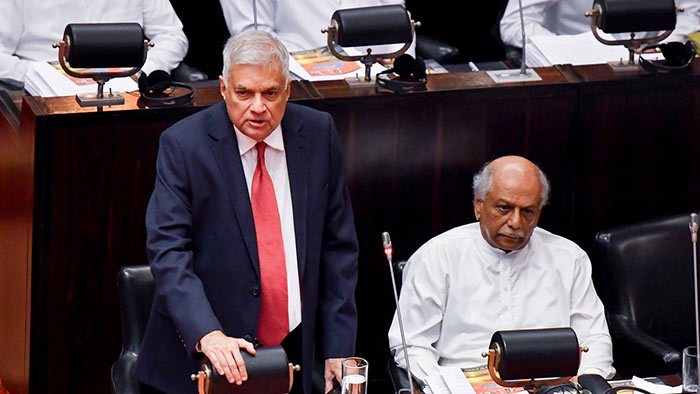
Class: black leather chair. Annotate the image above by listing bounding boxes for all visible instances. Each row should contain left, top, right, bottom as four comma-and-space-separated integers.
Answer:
111, 265, 155, 394
594, 213, 698, 376
386, 260, 423, 393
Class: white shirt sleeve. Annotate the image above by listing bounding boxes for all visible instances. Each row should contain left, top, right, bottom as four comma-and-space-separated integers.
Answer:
570, 251, 616, 378
388, 254, 446, 383
0, 0, 30, 82
219, 0, 277, 36
141, 0, 188, 75
500, 0, 558, 48
668, 0, 700, 42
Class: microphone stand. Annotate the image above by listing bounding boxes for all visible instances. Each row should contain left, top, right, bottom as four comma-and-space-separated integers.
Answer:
382, 232, 415, 394
690, 213, 700, 383
486, 0, 541, 83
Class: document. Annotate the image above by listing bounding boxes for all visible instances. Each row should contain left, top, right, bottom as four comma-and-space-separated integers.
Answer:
424, 365, 528, 394
526, 32, 663, 67
24, 61, 138, 97
289, 46, 386, 81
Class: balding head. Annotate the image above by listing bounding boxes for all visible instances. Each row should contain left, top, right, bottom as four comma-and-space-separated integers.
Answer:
472, 156, 549, 251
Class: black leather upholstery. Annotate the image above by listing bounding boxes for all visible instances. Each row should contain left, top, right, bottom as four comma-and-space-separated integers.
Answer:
111, 265, 155, 394
386, 260, 423, 393
415, 34, 460, 65
594, 213, 697, 375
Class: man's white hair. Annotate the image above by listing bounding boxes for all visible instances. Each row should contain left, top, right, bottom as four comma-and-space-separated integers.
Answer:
221, 30, 290, 85
472, 160, 550, 208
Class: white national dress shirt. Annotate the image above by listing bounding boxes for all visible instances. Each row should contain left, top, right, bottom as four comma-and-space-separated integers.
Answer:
388, 222, 615, 383
499, 0, 700, 48
0, 0, 188, 82
220, 0, 415, 56
235, 125, 302, 333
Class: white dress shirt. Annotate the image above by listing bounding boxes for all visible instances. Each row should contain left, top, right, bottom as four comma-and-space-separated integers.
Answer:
388, 222, 615, 383
500, 0, 700, 48
235, 125, 302, 333
0, 0, 188, 82
219, 0, 415, 56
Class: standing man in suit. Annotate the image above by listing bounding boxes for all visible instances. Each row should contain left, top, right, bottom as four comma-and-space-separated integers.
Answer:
134, 30, 359, 394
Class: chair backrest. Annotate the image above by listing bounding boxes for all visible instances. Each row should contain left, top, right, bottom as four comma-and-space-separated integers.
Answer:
111, 265, 155, 394
595, 213, 696, 353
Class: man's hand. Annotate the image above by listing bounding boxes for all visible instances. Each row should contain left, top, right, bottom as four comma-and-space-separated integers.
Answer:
324, 358, 343, 393
199, 330, 256, 385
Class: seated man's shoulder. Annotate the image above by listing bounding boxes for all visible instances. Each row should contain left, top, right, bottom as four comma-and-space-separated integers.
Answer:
531, 227, 587, 257
414, 223, 482, 256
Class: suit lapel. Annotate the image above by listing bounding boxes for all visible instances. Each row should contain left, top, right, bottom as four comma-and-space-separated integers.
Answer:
207, 103, 260, 278
282, 107, 309, 280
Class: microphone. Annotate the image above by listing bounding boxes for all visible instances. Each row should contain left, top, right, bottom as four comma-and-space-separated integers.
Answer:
253, 0, 258, 29
517, 0, 527, 75
382, 232, 415, 394
486, 0, 541, 83
690, 213, 700, 383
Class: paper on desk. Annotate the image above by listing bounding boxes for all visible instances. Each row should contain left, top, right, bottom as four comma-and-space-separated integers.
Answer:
526, 31, 663, 67
289, 46, 386, 81
25, 61, 138, 97
631, 376, 682, 394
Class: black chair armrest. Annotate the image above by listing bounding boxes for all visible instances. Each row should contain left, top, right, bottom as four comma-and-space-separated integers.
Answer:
608, 313, 681, 366
387, 359, 422, 394
415, 34, 460, 64
171, 62, 208, 82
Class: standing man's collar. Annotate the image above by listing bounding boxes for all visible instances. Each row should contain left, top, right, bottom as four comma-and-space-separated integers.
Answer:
234, 124, 285, 156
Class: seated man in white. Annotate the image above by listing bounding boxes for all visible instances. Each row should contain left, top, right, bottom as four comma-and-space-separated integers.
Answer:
388, 155, 615, 383
500, 0, 700, 48
219, 0, 415, 56
0, 0, 188, 83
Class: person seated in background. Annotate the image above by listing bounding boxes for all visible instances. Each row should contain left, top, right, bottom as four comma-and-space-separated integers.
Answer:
0, 0, 188, 83
499, 0, 700, 49
388, 155, 615, 383
219, 0, 415, 56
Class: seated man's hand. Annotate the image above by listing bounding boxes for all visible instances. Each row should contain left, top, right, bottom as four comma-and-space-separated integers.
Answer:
199, 330, 256, 385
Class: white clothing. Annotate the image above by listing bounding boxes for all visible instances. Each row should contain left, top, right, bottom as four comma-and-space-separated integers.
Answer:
220, 0, 415, 56
500, 0, 700, 48
388, 223, 615, 383
0, 0, 188, 82
235, 124, 302, 332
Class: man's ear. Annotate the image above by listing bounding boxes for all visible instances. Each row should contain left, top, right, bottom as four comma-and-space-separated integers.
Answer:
219, 75, 227, 99
474, 198, 483, 220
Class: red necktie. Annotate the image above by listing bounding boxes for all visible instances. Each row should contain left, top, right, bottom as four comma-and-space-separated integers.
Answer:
251, 142, 289, 346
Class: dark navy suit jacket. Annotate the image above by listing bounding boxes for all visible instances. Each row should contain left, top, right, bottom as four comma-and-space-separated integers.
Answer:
134, 101, 359, 394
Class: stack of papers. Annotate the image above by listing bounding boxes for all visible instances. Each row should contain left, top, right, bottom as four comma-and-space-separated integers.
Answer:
288, 46, 386, 81
25, 61, 138, 97
526, 32, 662, 67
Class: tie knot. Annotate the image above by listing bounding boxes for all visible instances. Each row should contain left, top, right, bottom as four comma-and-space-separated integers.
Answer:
256, 142, 267, 163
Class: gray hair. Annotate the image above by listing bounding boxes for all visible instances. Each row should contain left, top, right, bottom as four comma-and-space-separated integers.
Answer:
221, 30, 290, 85
472, 160, 550, 208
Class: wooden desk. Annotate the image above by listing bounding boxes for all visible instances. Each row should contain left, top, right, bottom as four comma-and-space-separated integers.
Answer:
1, 63, 698, 394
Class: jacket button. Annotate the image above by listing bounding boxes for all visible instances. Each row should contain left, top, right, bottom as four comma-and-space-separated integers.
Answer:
252, 287, 260, 296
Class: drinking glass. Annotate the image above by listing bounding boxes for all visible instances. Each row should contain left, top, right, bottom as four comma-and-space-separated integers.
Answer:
684, 346, 699, 393
341, 357, 368, 394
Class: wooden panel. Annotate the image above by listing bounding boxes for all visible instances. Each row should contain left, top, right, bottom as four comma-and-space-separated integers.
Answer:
2, 63, 700, 393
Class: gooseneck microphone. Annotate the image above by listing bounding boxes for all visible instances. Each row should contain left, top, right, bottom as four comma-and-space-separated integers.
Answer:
382, 232, 415, 394
253, 0, 258, 29
690, 213, 700, 381
517, 0, 527, 74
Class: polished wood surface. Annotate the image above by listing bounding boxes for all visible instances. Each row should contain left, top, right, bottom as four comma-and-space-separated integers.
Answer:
1, 62, 699, 394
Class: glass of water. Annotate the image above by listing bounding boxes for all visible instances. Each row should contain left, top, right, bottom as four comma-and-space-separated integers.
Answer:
684, 346, 699, 393
341, 357, 368, 394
